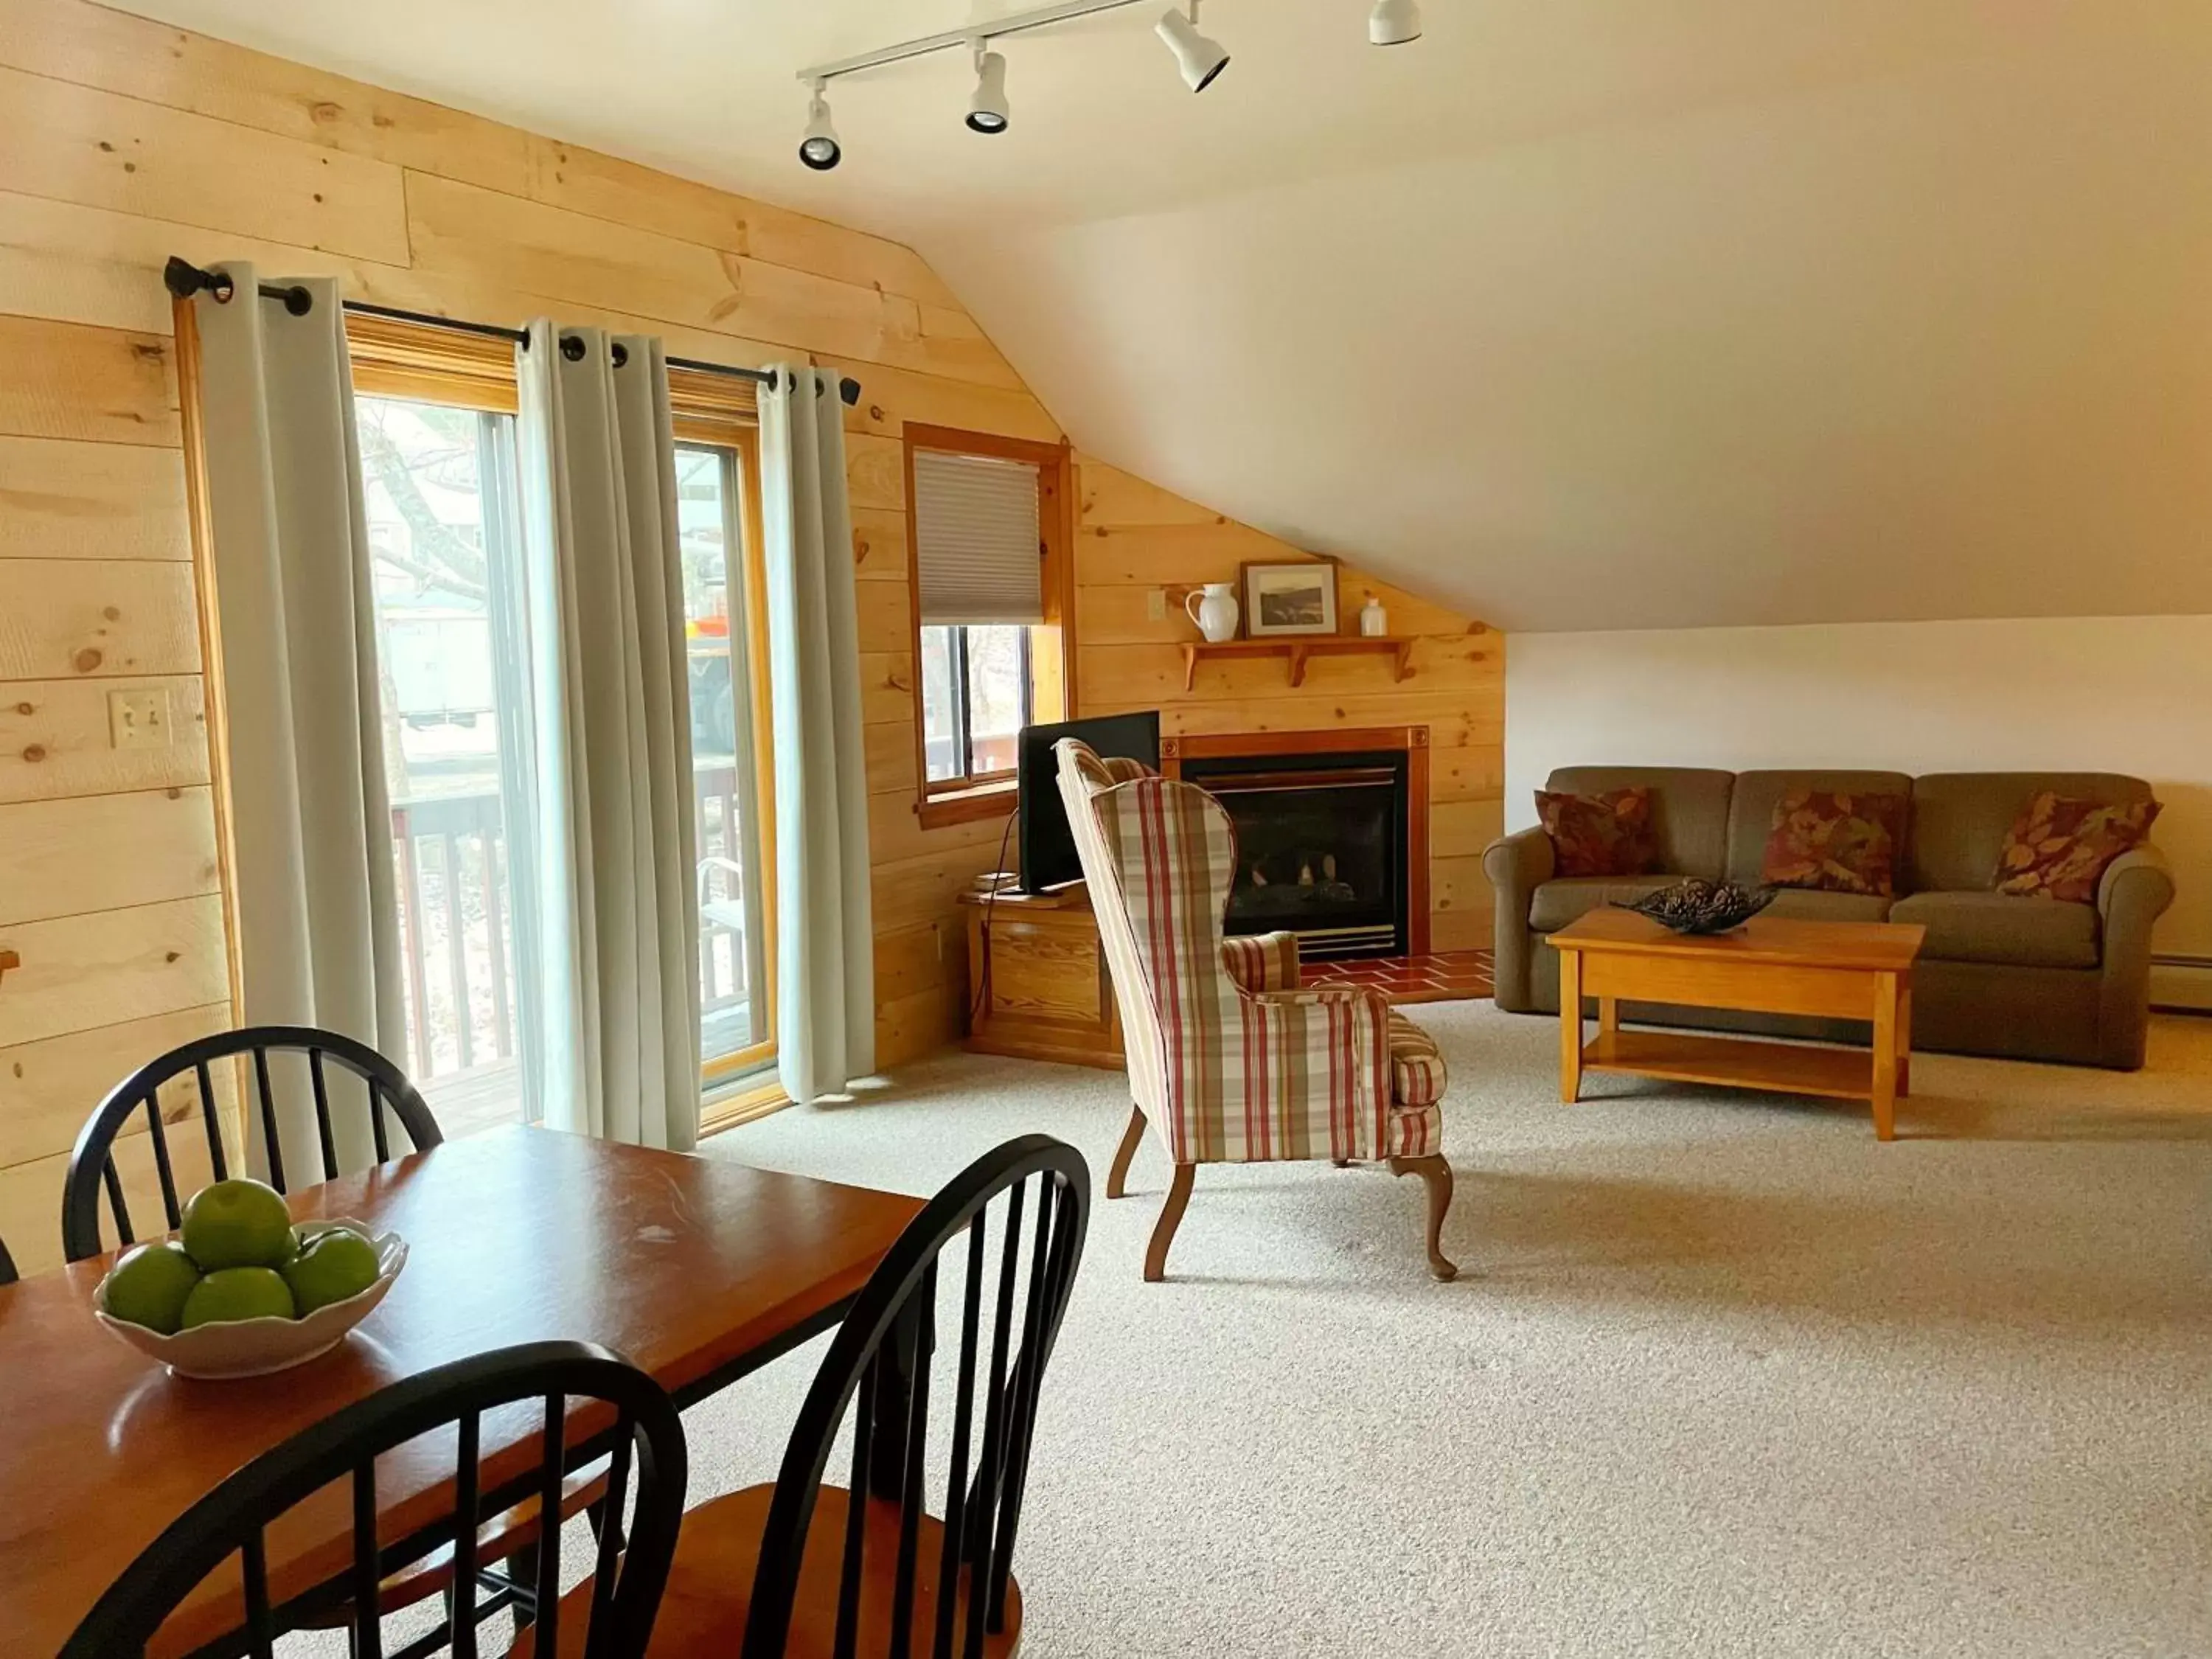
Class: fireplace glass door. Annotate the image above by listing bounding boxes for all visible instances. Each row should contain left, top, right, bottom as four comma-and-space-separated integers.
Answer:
1180, 751, 1412, 959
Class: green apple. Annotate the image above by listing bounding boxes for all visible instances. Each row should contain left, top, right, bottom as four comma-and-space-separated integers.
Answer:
282, 1228, 380, 1316
180, 1178, 294, 1270
180, 1266, 296, 1328
102, 1242, 204, 1335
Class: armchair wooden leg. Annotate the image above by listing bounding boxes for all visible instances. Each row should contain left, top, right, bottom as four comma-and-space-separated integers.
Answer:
1144, 1164, 1195, 1282
1107, 1105, 1147, 1200
1388, 1155, 1458, 1282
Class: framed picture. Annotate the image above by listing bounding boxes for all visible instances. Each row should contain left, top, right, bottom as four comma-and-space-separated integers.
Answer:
1239, 561, 1339, 637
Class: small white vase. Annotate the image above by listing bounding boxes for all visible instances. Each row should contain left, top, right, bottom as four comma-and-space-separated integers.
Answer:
1359, 594, 1388, 636
1186, 582, 1241, 643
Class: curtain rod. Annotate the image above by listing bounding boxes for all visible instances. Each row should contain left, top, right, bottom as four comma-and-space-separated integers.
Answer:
161, 257, 862, 406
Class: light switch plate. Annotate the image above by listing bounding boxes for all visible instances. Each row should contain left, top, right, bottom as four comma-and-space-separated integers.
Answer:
108, 687, 170, 749
1147, 588, 1168, 622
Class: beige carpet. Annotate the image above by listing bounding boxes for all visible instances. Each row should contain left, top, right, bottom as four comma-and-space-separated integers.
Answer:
684, 1003, 2212, 1658
288, 1004, 2212, 1657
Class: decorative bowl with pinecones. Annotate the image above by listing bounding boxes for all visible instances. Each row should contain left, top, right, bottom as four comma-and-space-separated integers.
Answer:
1614, 879, 1778, 935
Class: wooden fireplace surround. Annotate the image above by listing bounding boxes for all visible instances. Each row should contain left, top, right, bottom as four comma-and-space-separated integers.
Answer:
1160, 725, 1431, 957
961, 726, 1433, 1068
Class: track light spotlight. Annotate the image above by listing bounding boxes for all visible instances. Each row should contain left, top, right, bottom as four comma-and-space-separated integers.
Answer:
1156, 3, 1229, 92
799, 82, 841, 170
1368, 0, 1421, 46
967, 46, 1010, 133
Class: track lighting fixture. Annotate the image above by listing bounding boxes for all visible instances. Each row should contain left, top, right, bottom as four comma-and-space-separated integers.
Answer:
1368, 0, 1421, 46
800, 0, 1427, 171
967, 44, 1010, 133
798, 81, 841, 170
1155, 2, 1230, 92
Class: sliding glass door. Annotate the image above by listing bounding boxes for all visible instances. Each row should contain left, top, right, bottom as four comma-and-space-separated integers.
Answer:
354, 389, 776, 1128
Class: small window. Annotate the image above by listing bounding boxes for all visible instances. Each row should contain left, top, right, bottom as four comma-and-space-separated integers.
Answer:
904, 426, 1074, 821
921, 623, 1032, 786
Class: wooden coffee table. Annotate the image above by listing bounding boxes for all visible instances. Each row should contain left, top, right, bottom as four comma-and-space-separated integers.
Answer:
1548, 910, 1927, 1140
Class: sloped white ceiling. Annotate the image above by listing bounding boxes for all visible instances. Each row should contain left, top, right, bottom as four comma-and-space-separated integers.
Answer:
125, 1, 2212, 630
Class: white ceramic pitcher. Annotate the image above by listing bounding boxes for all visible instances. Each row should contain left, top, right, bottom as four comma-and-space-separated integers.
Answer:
1186, 582, 1240, 642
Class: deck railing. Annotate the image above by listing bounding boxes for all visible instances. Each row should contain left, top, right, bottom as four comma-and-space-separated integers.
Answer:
389, 764, 749, 1083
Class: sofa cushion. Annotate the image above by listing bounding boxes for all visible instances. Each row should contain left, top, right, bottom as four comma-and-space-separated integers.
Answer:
1725, 771, 1913, 886
1889, 891, 2100, 970
1547, 767, 1735, 880
1994, 792, 2162, 903
1761, 789, 1910, 896
1907, 772, 2154, 895
1529, 875, 1680, 933
1759, 888, 1894, 924
1535, 787, 1658, 877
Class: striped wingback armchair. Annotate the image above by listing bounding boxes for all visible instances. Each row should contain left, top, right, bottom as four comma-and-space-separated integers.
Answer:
1055, 738, 1456, 1281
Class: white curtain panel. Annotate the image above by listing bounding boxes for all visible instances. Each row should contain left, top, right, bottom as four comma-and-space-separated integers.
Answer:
515, 323, 701, 1150
759, 365, 875, 1102
190, 265, 406, 1174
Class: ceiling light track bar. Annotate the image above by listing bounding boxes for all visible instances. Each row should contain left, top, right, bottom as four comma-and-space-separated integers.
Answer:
797, 0, 1166, 85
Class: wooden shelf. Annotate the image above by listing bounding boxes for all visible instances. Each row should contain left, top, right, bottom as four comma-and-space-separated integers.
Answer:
1582, 1029, 1874, 1102
1178, 634, 1416, 692
0, 949, 15, 987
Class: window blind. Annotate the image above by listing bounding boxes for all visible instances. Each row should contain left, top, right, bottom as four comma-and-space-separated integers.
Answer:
913, 448, 1043, 625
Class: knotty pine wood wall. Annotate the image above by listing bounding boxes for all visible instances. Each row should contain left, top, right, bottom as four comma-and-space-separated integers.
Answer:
0, 1, 1500, 1270
1070, 460, 1503, 948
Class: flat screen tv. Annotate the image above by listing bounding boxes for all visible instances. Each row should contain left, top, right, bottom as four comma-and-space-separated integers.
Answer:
1016, 711, 1161, 894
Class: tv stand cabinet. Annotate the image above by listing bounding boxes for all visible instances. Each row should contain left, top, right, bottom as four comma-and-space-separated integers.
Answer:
958, 883, 1126, 1070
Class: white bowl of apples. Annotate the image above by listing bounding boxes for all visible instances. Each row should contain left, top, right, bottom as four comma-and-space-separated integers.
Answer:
92, 1178, 406, 1380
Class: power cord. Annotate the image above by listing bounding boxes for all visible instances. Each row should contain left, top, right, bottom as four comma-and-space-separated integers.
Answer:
966, 807, 1022, 1032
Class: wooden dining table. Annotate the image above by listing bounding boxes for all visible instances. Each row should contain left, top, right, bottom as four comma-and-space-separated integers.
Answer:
0, 1124, 923, 1658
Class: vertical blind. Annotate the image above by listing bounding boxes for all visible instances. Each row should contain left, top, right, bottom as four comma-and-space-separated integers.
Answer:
913, 448, 1043, 625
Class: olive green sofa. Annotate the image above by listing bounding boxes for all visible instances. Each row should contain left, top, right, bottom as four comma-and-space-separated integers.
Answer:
1482, 768, 2174, 1069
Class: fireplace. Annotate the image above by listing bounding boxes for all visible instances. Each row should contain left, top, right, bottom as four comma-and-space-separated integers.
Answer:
1163, 727, 1430, 961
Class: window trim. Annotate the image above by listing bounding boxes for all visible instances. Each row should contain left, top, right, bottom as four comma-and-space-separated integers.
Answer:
347, 313, 518, 411
902, 424, 1074, 832
671, 415, 780, 1098
661, 375, 782, 1124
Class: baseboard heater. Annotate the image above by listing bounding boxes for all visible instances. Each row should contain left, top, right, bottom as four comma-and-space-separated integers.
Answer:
2150, 954, 2212, 1013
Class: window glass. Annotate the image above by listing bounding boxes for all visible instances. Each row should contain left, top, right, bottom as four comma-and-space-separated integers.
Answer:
920, 624, 961, 785
919, 622, 1032, 788
675, 445, 771, 1073
963, 625, 1029, 777
358, 395, 526, 1134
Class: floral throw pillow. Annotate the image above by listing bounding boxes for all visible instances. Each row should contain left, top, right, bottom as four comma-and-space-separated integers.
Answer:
1761, 790, 1908, 896
1535, 787, 1659, 878
1994, 793, 2161, 903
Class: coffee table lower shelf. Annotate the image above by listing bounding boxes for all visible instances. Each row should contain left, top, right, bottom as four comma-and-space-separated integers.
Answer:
1580, 1029, 1879, 1102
